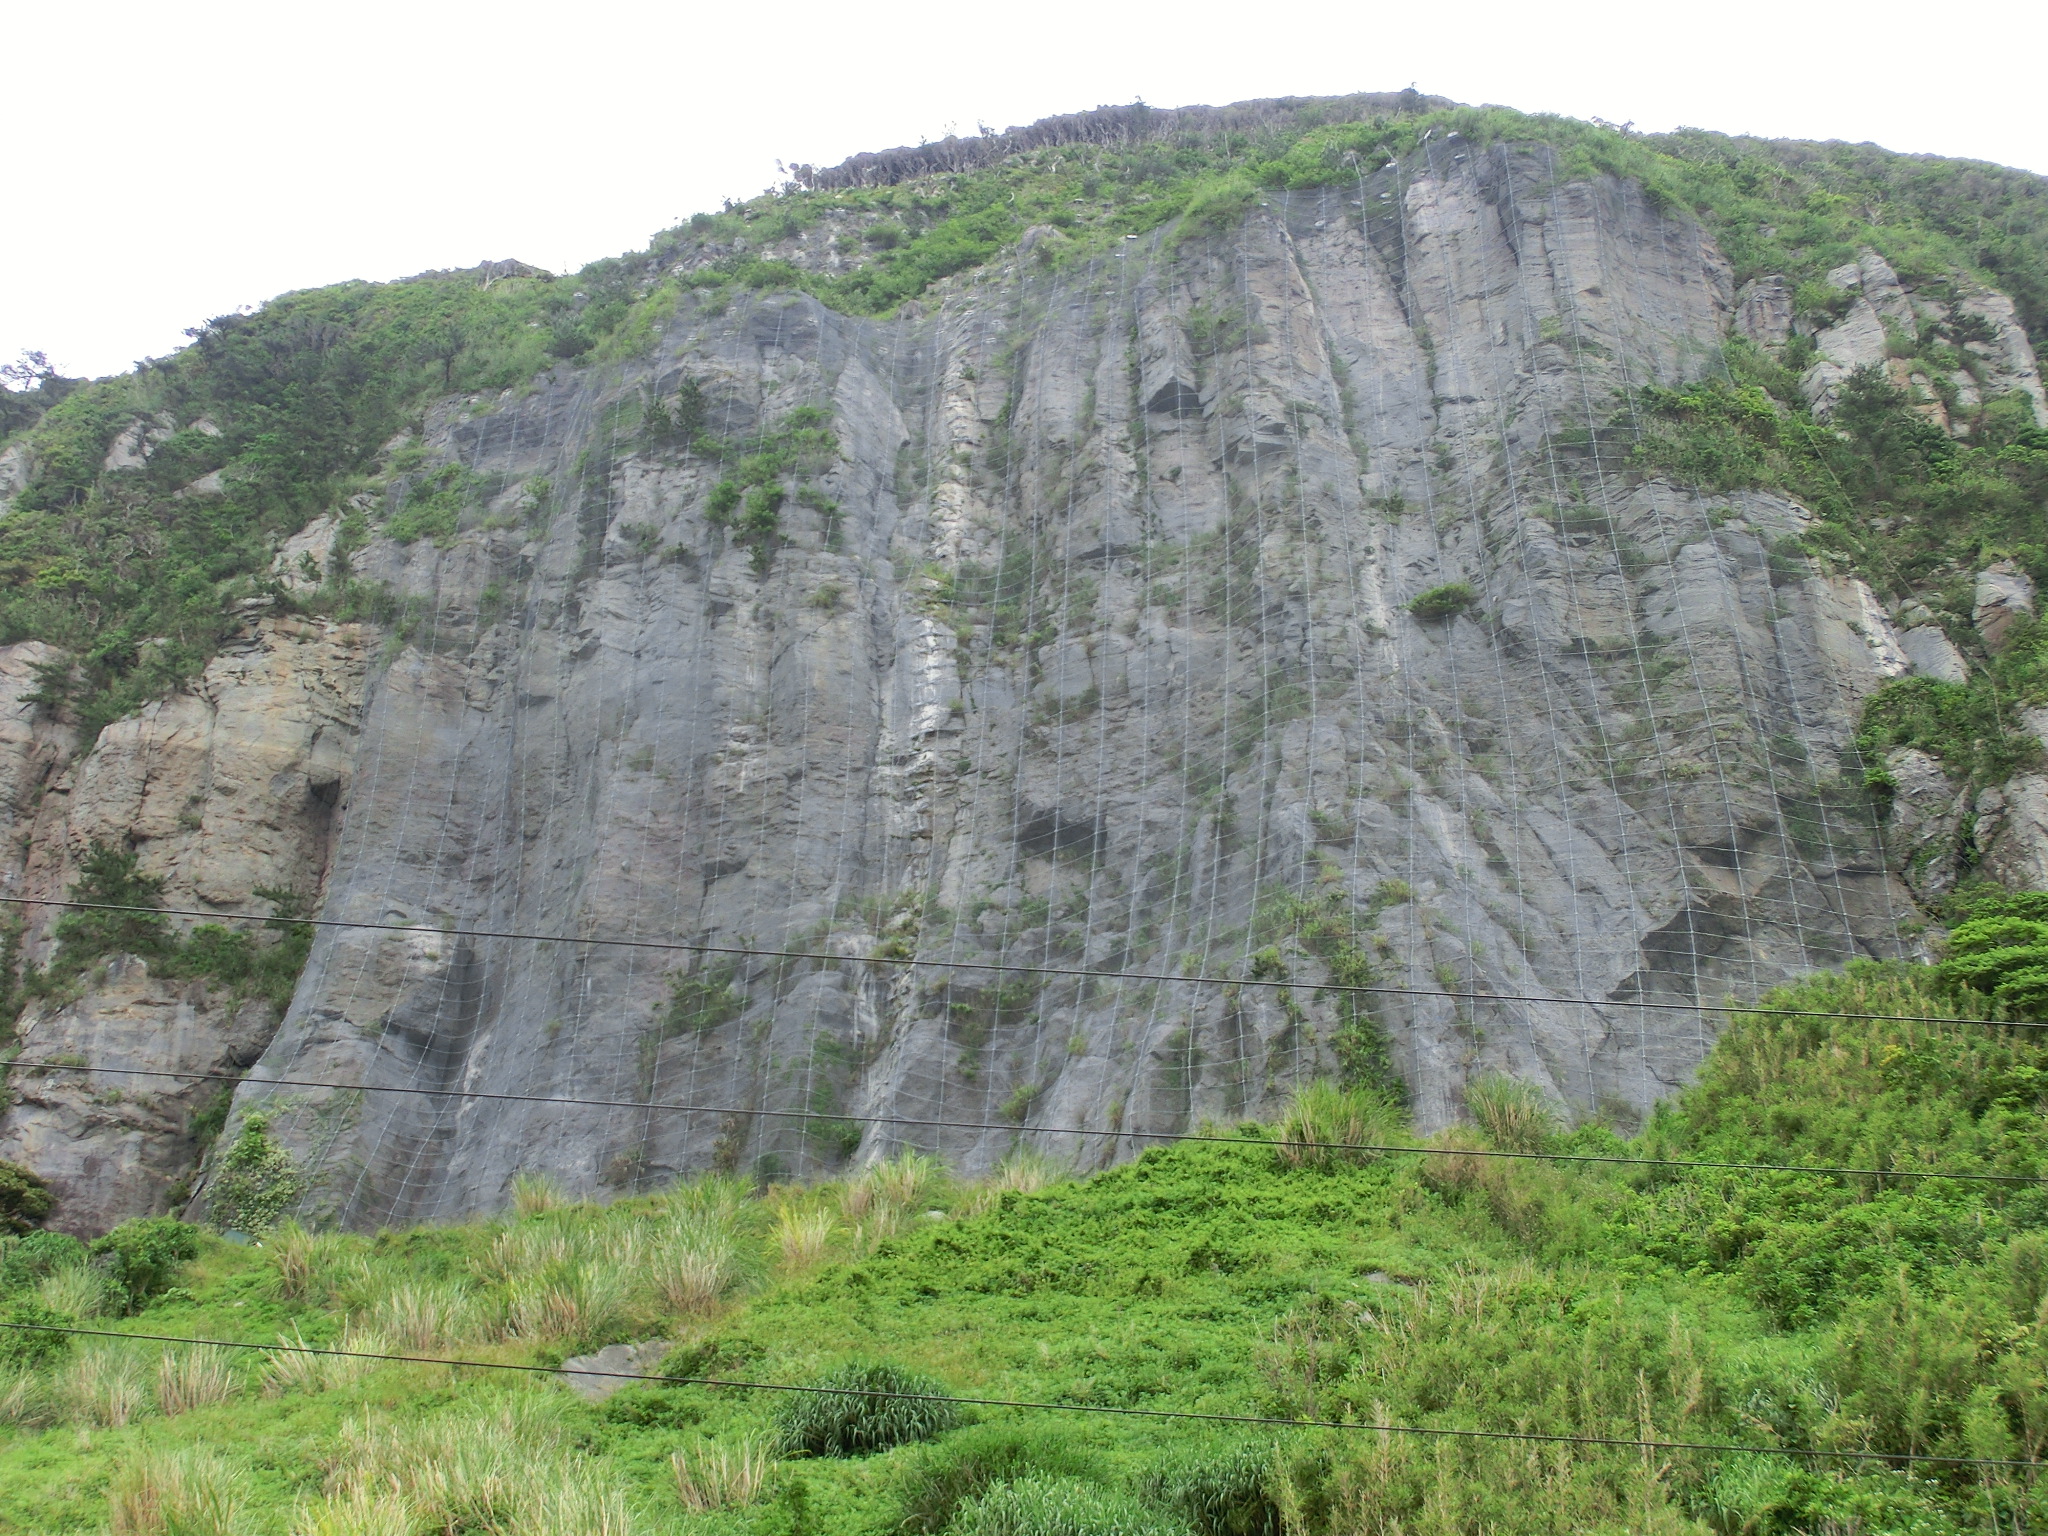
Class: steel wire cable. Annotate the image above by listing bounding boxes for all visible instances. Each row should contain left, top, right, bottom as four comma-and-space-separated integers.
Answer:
0, 1321, 2034, 1472
5, 1054, 2036, 1186
0, 892, 2022, 1030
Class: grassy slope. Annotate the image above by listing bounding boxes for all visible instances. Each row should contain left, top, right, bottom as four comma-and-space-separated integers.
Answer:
4, 962, 2046, 1533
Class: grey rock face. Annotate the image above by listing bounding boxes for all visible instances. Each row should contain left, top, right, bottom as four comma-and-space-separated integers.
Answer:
0, 619, 372, 1229
1898, 624, 1968, 683
1734, 276, 1793, 349
1978, 778, 2048, 891
181, 144, 1930, 1227
1880, 748, 1970, 904
1974, 562, 2037, 651
560, 1339, 672, 1402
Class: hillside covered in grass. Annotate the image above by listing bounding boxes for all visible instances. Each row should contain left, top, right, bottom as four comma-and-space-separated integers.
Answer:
4, 956, 2048, 1534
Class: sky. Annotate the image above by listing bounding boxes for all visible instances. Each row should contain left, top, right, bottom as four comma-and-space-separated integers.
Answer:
8, 0, 2044, 382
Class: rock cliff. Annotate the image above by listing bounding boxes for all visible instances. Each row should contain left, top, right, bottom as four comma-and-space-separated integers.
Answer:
3, 117, 2045, 1230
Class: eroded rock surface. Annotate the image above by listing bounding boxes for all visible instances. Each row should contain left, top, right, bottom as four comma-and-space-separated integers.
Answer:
209, 148, 1936, 1226
15, 143, 2045, 1231
0, 618, 372, 1229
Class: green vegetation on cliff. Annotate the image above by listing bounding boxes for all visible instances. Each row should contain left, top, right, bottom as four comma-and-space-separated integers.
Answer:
4, 959, 2048, 1532
4, 95, 2045, 754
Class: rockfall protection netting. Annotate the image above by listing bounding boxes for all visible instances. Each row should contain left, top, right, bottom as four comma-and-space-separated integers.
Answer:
227, 138, 1914, 1225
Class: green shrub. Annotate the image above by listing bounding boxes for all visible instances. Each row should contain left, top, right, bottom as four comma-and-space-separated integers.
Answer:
0, 1229, 86, 1291
774, 1360, 960, 1457
894, 1424, 1105, 1535
0, 1161, 52, 1235
1406, 582, 1479, 622
0, 1299, 74, 1369
205, 1116, 305, 1234
89, 1217, 200, 1312
1142, 1444, 1282, 1536
1938, 913, 2048, 1021
46, 841, 172, 975
660, 964, 744, 1036
386, 463, 479, 546
959, 1477, 1189, 1536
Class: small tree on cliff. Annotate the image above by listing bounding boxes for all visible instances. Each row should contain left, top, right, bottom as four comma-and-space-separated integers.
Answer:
48, 841, 171, 976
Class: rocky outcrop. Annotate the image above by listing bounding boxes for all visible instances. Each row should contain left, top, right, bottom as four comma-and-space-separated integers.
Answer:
1897, 624, 1968, 683
0, 617, 372, 1230
0, 442, 30, 514
1976, 708, 2048, 892
3, 960, 280, 1232
1974, 561, 2037, 651
1796, 250, 2046, 431
1880, 748, 1971, 903
190, 143, 1937, 1227
13, 139, 2043, 1232
1801, 251, 1915, 414
1734, 276, 1793, 349
0, 643, 76, 886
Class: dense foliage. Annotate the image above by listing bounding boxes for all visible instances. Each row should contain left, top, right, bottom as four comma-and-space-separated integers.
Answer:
0, 958, 2043, 1531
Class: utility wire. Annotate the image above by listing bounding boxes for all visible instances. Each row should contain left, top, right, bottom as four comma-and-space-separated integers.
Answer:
6, 1056, 2038, 1187
0, 893, 2025, 1031
0, 1323, 2034, 1471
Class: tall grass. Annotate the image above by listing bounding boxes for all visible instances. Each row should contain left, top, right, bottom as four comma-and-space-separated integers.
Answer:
157, 1344, 238, 1416
0, 1368, 49, 1428
108, 1444, 243, 1535
870, 1148, 944, 1209
269, 1221, 354, 1303
774, 1205, 837, 1273
671, 1171, 754, 1220
291, 1484, 419, 1536
38, 1261, 117, 1318
967, 1149, 1070, 1212
58, 1342, 150, 1426
262, 1324, 330, 1397
511, 1171, 568, 1218
480, 1223, 578, 1283
1463, 1073, 1560, 1152
672, 1436, 774, 1510
1274, 1083, 1405, 1169
370, 1280, 484, 1351
649, 1211, 747, 1315
506, 1259, 628, 1347
325, 1398, 632, 1535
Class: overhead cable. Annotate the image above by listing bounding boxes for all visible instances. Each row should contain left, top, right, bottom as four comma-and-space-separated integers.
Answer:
0, 893, 2023, 1030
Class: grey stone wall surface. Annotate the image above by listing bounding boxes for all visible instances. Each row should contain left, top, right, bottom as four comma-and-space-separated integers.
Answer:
9, 143, 1981, 1227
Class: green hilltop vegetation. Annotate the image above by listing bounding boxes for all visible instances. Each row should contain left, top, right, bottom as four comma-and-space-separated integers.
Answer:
9, 923, 2048, 1532
0, 95, 2044, 772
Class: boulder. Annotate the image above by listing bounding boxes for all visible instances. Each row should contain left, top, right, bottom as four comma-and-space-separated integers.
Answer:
1974, 562, 2036, 650
1898, 624, 1968, 683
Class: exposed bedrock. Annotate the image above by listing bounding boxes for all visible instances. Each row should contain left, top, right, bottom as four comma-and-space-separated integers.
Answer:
11, 143, 2026, 1227
0, 619, 371, 1230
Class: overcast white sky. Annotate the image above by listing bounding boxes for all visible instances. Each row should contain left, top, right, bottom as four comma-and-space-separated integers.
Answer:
8, 0, 2042, 381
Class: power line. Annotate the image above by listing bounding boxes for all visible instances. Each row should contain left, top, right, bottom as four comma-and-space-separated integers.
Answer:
0, 893, 2025, 1031
8, 1055, 2037, 1187
0, 1322, 2033, 1471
